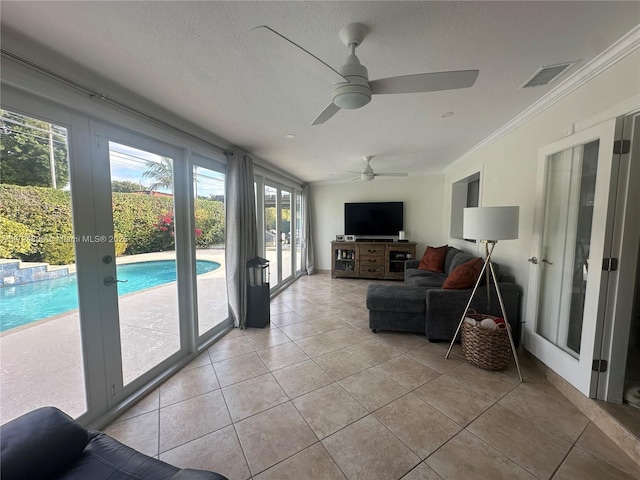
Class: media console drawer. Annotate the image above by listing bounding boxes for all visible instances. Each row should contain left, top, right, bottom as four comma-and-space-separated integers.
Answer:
360, 255, 383, 264
361, 246, 384, 256
359, 265, 385, 278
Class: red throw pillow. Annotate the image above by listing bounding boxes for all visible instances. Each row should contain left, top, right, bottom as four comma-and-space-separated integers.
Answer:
442, 257, 484, 289
418, 245, 448, 272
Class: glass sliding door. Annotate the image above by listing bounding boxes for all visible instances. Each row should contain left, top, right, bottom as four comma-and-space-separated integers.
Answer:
262, 182, 298, 289
295, 191, 302, 273
1, 92, 229, 423
281, 189, 292, 281
0, 109, 87, 422
192, 159, 229, 338
108, 141, 182, 386
264, 184, 278, 284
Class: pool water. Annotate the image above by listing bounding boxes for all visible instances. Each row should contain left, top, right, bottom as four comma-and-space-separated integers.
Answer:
0, 260, 220, 332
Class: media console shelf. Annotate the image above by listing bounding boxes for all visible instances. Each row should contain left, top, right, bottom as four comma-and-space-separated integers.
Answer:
331, 241, 417, 280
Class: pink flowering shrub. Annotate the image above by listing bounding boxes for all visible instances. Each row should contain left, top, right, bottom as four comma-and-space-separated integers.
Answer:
154, 212, 205, 251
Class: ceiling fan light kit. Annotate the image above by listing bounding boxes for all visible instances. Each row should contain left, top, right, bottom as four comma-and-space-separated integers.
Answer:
253, 22, 479, 126
349, 156, 408, 182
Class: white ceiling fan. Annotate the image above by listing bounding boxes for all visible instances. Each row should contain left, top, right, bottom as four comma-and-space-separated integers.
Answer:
349, 156, 408, 182
251, 23, 479, 125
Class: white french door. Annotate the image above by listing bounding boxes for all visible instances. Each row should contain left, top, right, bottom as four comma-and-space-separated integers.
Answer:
90, 122, 188, 405
192, 155, 230, 339
2, 86, 230, 424
263, 182, 296, 290
525, 119, 619, 397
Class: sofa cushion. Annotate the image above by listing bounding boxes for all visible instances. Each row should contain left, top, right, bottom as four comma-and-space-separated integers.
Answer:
0, 406, 88, 480
418, 245, 448, 272
60, 431, 182, 480
409, 274, 448, 288
366, 285, 425, 314
443, 247, 463, 273
443, 257, 483, 289
446, 251, 476, 275
404, 268, 424, 280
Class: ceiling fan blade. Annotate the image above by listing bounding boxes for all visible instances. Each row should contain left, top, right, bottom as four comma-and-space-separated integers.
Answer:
374, 173, 408, 177
250, 26, 348, 84
370, 70, 479, 95
311, 103, 341, 125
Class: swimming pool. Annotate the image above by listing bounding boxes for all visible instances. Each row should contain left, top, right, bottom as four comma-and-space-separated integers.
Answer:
0, 260, 220, 332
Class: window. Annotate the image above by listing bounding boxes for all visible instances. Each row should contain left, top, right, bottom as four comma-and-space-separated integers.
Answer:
1, 87, 230, 424
0, 109, 87, 423
192, 160, 228, 338
450, 172, 480, 240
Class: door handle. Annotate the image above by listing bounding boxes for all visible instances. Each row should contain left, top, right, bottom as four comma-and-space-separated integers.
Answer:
528, 257, 538, 264
541, 259, 554, 265
104, 276, 128, 286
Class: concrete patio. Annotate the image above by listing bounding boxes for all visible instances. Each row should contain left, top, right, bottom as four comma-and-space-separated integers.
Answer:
0, 249, 228, 424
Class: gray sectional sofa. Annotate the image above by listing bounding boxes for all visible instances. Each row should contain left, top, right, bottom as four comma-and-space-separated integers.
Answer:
366, 246, 521, 344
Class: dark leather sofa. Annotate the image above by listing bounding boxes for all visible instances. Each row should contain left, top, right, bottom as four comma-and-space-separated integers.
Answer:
0, 406, 228, 480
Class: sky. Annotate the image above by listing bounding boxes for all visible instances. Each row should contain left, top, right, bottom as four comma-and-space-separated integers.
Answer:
109, 142, 225, 197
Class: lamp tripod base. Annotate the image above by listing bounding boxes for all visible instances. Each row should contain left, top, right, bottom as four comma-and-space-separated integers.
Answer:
445, 241, 523, 382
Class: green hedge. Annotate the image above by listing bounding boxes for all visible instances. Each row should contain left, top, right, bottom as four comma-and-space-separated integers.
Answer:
0, 185, 75, 264
194, 199, 225, 247
0, 184, 225, 264
111, 193, 175, 254
0, 216, 34, 258
111, 194, 225, 253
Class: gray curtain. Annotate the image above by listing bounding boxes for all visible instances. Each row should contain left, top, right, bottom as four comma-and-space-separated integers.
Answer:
225, 149, 258, 328
301, 184, 315, 275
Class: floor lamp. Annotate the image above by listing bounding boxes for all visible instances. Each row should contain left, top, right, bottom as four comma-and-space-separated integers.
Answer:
445, 206, 523, 382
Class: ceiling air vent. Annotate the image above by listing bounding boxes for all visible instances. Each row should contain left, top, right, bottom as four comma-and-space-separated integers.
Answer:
521, 62, 576, 88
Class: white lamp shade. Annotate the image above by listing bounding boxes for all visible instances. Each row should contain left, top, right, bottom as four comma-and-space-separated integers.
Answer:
463, 206, 519, 241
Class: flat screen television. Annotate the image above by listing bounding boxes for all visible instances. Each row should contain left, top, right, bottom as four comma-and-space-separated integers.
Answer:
344, 202, 404, 237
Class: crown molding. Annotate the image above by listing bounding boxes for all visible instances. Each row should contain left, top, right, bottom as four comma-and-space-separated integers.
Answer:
444, 24, 640, 174
573, 94, 640, 132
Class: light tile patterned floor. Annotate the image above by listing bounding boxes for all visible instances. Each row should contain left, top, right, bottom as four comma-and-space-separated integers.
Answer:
105, 274, 640, 480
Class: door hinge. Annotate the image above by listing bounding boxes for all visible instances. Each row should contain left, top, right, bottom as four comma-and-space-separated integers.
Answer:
111, 382, 116, 397
592, 359, 608, 373
602, 258, 618, 272
613, 139, 630, 155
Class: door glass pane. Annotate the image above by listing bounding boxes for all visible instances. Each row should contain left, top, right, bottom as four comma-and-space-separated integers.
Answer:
296, 192, 302, 273
264, 185, 278, 283
0, 110, 87, 422
536, 140, 599, 356
193, 165, 228, 336
281, 190, 291, 280
109, 142, 180, 385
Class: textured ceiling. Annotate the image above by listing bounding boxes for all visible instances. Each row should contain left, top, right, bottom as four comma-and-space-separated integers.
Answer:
1, 1, 639, 183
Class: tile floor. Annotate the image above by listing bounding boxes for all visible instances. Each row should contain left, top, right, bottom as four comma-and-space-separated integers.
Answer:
105, 275, 640, 480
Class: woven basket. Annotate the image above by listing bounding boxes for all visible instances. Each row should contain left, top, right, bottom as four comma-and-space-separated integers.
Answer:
461, 310, 512, 371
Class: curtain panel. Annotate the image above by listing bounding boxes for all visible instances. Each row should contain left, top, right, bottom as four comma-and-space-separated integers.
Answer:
301, 185, 315, 275
225, 149, 258, 328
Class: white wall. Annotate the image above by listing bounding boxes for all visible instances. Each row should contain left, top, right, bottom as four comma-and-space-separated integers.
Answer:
310, 174, 446, 271
443, 49, 640, 322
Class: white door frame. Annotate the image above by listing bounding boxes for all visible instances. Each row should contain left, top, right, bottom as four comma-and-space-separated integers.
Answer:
525, 118, 617, 397
598, 113, 640, 401
90, 121, 190, 406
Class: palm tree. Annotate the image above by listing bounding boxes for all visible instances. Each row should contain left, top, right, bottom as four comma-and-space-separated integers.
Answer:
142, 157, 173, 191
